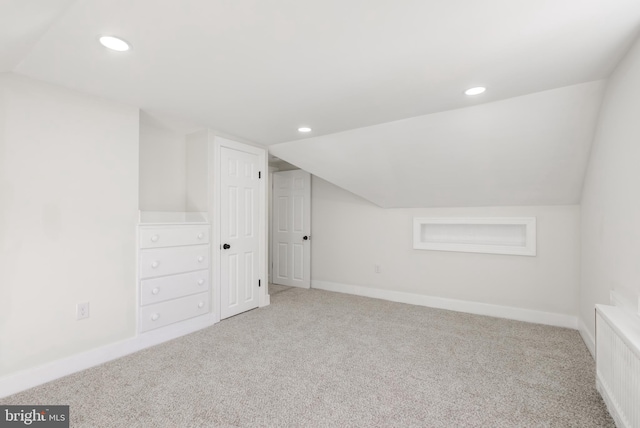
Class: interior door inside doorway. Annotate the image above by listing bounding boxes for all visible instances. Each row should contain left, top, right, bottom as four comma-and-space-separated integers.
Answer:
220, 145, 261, 319
272, 170, 311, 289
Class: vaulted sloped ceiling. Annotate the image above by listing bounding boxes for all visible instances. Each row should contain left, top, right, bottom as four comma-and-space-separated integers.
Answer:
270, 81, 605, 208
9, 0, 640, 145
0, 0, 76, 72
2, 0, 640, 208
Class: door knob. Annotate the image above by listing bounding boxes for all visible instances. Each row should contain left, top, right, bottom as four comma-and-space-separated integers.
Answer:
223, 243, 231, 250
303, 236, 309, 241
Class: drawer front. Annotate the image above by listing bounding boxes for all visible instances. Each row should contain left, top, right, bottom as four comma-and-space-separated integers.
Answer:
139, 245, 210, 278
139, 292, 210, 332
139, 225, 210, 249
140, 270, 210, 306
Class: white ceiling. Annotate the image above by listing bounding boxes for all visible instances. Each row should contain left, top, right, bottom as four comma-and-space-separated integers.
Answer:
270, 81, 605, 208
2, 1, 639, 208
0, 0, 76, 72
6, 0, 640, 145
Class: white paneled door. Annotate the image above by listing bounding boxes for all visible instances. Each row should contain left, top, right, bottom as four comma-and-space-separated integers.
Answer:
273, 170, 311, 288
220, 146, 261, 319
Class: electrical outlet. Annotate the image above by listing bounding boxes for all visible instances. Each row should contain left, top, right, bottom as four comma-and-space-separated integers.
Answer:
76, 302, 90, 320
375, 264, 381, 274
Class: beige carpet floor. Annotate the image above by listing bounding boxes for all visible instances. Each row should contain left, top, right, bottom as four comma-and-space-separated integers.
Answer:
2, 285, 613, 427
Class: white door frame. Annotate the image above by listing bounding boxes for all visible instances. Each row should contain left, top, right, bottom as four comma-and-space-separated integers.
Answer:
211, 136, 269, 323
267, 166, 279, 285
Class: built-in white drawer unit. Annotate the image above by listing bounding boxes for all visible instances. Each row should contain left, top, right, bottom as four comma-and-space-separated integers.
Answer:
140, 269, 209, 306
139, 225, 209, 249
138, 221, 211, 333
139, 244, 210, 279
139, 292, 210, 332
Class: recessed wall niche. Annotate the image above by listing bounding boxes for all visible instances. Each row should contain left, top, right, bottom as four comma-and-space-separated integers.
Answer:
413, 217, 537, 256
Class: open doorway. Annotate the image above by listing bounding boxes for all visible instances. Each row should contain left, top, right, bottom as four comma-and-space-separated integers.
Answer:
268, 156, 311, 289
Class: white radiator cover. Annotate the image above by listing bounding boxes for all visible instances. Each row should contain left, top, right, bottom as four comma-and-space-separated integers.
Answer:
595, 305, 640, 428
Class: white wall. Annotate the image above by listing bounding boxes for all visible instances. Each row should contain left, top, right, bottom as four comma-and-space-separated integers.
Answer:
185, 130, 211, 212
139, 112, 187, 211
0, 73, 139, 376
580, 36, 640, 344
312, 177, 580, 321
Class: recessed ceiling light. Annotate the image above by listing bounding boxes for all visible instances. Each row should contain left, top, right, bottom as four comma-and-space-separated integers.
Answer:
465, 86, 486, 96
298, 127, 312, 133
99, 36, 130, 52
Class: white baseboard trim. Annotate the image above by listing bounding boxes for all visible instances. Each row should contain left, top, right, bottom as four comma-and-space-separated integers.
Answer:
311, 280, 578, 329
578, 317, 596, 358
271, 282, 311, 290
0, 313, 218, 399
261, 294, 271, 307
